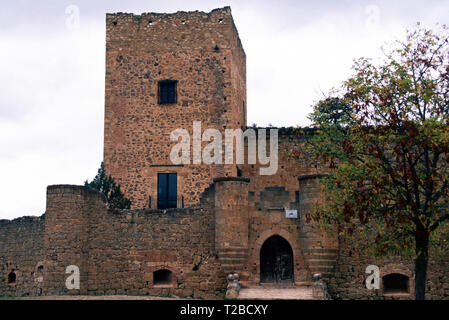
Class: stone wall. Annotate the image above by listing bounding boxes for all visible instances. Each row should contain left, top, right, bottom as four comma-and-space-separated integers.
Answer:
327, 235, 449, 300
245, 185, 309, 284
2, 179, 449, 299
242, 176, 338, 286
41, 184, 226, 299
0, 215, 45, 297
87, 187, 226, 299
241, 128, 327, 196
43, 185, 107, 296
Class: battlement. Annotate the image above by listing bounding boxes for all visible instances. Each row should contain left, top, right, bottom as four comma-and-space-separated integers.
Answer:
105, 7, 244, 54
106, 6, 232, 22
47, 184, 107, 201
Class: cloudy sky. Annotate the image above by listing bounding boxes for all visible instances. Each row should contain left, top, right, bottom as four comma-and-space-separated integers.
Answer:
0, 0, 448, 220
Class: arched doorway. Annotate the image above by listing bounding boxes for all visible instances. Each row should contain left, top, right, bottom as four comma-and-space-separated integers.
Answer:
260, 235, 294, 283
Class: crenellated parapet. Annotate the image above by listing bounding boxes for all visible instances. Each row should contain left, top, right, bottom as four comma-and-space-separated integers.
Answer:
106, 7, 240, 51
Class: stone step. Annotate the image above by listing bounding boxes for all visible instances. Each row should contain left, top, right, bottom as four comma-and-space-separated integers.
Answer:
222, 264, 244, 272
219, 258, 246, 265
258, 282, 296, 288
218, 252, 248, 259
307, 259, 337, 266
309, 266, 335, 274
307, 254, 338, 260
217, 247, 248, 252
238, 287, 314, 300
222, 264, 244, 268
304, 248, 339, 254
241, 280, 314, 288
310, 264, 335, 270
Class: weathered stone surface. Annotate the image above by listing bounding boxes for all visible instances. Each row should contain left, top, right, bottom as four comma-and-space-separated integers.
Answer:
0, 216, 45, 297
104, 7, 245, 209
2, 7, 449, 300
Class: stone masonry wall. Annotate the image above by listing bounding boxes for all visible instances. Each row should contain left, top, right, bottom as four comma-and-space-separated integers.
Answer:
3, 180, 449, 299
243, 177, 338, 286
43, 185, 107, 296
0, 215, 45, 297
42, 184, 226, 299
327, 235, 449, 300
87, 187, 226, 299
104, 7, 245, 209
245, 186, 309, 284
241, 128, 327, 198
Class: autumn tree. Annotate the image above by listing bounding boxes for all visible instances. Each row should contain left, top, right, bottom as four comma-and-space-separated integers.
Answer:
309, 24, 449, 300
85, 162, 132, 209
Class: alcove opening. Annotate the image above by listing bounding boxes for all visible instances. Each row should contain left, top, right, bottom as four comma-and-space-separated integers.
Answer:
382, 273, 410, 294
153, 269, 172, 285
8, 271, 16, 285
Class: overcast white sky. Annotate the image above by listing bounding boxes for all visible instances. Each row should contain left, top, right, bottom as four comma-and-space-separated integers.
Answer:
0, 0, 448, 220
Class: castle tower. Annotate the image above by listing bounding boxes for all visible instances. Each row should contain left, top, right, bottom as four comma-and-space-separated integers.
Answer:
297, 175, 338, 281
43, 185, 107, 295
104, 7, 247, 209
213, 177, 250, 276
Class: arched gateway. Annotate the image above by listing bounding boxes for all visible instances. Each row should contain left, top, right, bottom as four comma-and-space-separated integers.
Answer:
260, 235, 294, 283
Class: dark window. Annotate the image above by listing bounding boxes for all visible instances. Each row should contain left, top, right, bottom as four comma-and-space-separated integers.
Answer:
8, 271, 16, 284
37, 265, 44, 275
153, 269, 172, 285
382, 273, 409, 294
158, 80, 177, 104
157, 173, 177, 209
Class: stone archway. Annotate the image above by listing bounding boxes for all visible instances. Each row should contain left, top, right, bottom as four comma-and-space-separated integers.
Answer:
260, 235, 294, 283
250, 228, 308, 284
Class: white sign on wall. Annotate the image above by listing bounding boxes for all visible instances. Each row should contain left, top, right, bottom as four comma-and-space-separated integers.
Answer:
285, 209, 298, 219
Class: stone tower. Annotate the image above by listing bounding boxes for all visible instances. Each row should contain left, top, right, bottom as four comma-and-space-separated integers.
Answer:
103, 7, 247, 209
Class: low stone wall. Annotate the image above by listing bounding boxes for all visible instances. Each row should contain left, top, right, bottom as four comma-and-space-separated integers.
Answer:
0, 215, 45, 297
327, 236, 449, 300
42, 184, 226, 299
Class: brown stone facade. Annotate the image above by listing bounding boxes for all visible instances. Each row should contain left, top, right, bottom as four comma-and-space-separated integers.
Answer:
104, 7, 245, 209
0, 216, 45, 297
2, 7, 449, 300
3, 176, 449, 299
0, 175, 337, 298
41, 184, 225, 298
